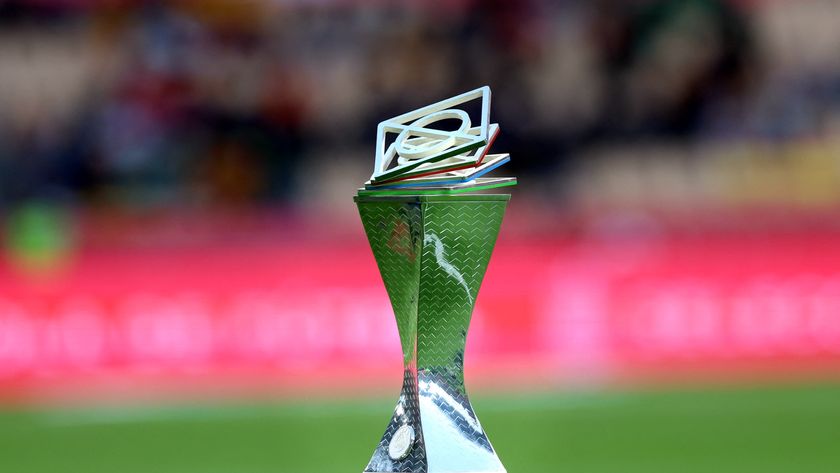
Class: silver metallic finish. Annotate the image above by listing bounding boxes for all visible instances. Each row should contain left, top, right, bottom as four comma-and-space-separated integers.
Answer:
389, 425, 416, 460
357, 195, 509, 473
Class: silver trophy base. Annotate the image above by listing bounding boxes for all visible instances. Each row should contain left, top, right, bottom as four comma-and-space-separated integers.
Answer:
362, 369, 507, 473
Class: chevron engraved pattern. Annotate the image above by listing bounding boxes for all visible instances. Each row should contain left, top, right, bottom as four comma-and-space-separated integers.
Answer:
359, 200, 427, 473
357, 195, 509, 473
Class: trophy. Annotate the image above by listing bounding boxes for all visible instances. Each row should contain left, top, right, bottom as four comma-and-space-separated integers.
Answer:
355, 87, 515, 473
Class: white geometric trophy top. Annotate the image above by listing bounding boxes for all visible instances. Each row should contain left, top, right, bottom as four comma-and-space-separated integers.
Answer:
359, 86, 516, 196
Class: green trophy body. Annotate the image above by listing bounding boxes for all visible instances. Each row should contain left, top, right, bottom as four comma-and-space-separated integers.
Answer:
356, 194, 509, 473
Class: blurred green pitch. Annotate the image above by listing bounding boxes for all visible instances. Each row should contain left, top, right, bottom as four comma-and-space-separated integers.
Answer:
1, 382, 838, 473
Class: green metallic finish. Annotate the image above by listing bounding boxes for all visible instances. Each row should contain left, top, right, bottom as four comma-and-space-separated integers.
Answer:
357, 193, 509, 473
356, 194, 508, 368
355, 194, 510, 204
358, 201, 423, 364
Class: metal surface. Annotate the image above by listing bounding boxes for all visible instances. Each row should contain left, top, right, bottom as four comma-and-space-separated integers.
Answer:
389, 425, 416, 461
356, 194, 509, 473
357, 177, 517, 197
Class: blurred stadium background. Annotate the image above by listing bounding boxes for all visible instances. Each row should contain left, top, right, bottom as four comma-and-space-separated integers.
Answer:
1, 0, 840, 471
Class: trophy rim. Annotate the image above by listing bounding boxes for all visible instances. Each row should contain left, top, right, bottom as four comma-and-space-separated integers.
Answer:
354, 193, 511, 203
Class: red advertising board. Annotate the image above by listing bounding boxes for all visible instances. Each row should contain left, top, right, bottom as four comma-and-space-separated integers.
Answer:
1, 210, 840, 402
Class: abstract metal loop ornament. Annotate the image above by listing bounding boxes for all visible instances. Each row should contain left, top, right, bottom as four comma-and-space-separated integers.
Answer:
394, 109, 472, 162
356, 87, 514, 473
371, 87, 495, 184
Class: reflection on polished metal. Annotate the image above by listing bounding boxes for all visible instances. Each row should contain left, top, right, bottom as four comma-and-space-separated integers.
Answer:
355, 194, 509, 473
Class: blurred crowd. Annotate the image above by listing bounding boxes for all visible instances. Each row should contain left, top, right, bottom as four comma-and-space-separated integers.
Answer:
0, 0, 839, 210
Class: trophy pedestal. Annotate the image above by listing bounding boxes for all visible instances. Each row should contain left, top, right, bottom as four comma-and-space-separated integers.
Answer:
356, 194, 509, 473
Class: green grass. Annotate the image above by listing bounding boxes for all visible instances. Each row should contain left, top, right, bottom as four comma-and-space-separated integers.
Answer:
1, 382, 839, 473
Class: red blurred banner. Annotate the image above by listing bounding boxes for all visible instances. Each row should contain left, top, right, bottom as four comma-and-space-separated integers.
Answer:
2, 211, 840, 402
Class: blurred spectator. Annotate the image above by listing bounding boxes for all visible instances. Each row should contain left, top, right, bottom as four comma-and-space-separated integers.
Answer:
0, 0, 838, 210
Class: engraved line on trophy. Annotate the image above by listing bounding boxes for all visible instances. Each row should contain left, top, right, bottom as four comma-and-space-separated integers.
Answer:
387, 205, 421, 263
417, 378, 481, 433
423, 233, 473, 305
357, 199, 510, 473
360, 202, 428, 473
417, 391, 495, 456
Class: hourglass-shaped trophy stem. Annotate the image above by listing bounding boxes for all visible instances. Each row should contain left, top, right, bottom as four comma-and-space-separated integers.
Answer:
356, 194, 509, 473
